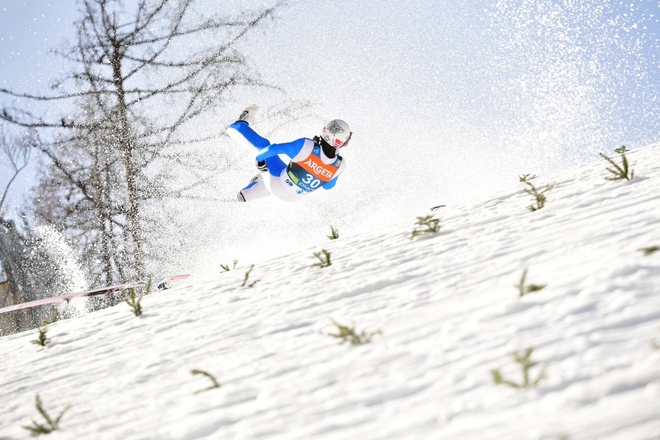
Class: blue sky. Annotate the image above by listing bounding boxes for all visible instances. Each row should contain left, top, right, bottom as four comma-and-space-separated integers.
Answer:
1, 0, 659, 225
0, 1, 76, 92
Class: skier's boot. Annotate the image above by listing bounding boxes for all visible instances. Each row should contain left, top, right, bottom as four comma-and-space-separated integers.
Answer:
237, 173, 264, 202
236, 104, 259, 125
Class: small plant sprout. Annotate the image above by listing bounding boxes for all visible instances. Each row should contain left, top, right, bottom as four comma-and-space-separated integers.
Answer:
124, 287, 143, 317
143, 276, 153, 295
327, 320, 381, 346
241, 265, 260, 287
22, 394, 70, 437
599, 146, 635, 181
48, 308, 61, 324
30, 323, 50, 347
191, 369, 221, 394
515, 269, 546, 297
312, 249, 332, 268
519, 174, 555, 211
491, 347, 547, 389
519, 173, 537, 181
327, 226, 339, 240
221, 260, 238, 272
410, 214, 441, 239
638, 246, 660, 256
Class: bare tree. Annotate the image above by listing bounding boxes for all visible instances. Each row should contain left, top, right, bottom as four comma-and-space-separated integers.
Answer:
0, 128, 31, 212
1, 0, 285, 282
32, 99, 130, 287
0, 130, 31, 320
0, 130, 75, 334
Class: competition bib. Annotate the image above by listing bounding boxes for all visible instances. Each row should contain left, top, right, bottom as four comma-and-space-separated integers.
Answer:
286, 145, 342, 192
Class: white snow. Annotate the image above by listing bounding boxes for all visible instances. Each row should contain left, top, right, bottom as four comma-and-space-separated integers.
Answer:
1, 144, 660, 439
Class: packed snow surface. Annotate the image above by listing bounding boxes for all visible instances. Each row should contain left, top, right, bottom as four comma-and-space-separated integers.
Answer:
1, 144, 659, 439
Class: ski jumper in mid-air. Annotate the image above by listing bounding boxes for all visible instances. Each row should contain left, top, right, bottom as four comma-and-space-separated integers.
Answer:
226, 105, 352, 202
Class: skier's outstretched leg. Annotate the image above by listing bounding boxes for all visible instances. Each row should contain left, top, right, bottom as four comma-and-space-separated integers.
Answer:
226, 104, 267, 151
227, 111, 282, 173
227, 120, 270, 150
228, 105, 296, 202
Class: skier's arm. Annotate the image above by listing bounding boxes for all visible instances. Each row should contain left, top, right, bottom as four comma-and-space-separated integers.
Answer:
255, 139, 306, 162
322, 157, 346, 190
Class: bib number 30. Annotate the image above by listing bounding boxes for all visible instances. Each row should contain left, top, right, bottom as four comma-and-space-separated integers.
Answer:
301, 173, 322, 191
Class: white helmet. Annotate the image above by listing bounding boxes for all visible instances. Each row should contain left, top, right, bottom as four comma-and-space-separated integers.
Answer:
321, 119, 352, 149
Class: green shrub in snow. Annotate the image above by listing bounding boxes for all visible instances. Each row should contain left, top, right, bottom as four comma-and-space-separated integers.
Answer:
638, 246, 659, 256
327, 320, 381, 346
410, 214, 441, 239
491, 347, 547, 389
519, 174, 554, 212
125, 277, 151, 317
191, 369, 221, 394
30, 323, 50, 348
220, 260, 238, 272
312, 249, 332, 268
124, 288, 143, 317
47, 308, 61, 324
515, 269, 546, 297
327, 226, 340, 240
30, 309, 62, 347
241, 265, 260, 287
22, 394, 70, 437
599, 146, 635, 181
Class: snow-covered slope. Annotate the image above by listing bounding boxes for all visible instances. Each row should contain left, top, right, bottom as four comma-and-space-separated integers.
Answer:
1, 145, 659, 440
